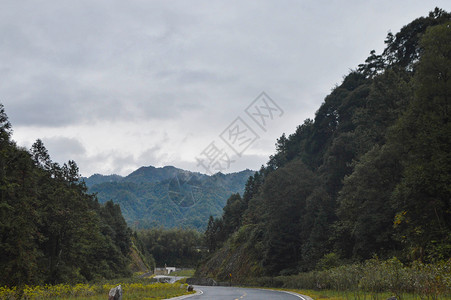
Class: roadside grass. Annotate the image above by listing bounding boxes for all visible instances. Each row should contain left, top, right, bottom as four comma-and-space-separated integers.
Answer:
0, 281, 194, 299
269, 288, 451, 300
131, 271, 148, 277
242, 259, 451, 300
169, 269, 196, 277
175, 278, 188, 284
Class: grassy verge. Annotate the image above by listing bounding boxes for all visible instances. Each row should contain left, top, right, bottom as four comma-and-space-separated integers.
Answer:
169, 269, 196, 277
261, 288, 451, 300
0, 281, 194, 299
241, 258, 451, 300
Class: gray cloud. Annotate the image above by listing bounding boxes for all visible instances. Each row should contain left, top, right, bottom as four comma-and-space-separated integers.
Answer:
1, 0, 448, 175
42, 136, 86, 164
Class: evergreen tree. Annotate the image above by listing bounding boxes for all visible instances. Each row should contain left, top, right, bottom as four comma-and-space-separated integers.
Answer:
198, 9, 451, 278
261, 160, 317, 275
390, 22, 451, 261
0, 105, 133, 285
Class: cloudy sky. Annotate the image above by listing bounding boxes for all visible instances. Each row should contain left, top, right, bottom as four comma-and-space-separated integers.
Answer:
1, 1, 449, 177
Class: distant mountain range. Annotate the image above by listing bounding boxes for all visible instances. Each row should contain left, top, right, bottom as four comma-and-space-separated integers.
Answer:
83, 166, 254, 230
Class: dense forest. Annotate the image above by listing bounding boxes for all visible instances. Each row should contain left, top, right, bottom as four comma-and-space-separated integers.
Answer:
137, 228, 204, 268
0, 106, 212, 286
0, 100, 249, 287
200, 9, 451, 280
1, 7, 450, 292
0, 110, 132, 286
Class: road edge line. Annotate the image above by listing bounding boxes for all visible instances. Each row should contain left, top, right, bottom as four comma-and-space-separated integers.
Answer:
164, 288, 203, 300
256, 288, 313, 300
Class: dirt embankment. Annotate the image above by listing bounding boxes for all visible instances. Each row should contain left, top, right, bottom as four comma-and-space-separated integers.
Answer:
195, 230, 264, 283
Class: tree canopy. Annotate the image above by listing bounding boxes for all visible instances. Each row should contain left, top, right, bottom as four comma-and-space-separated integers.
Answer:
0, 112, 132, 286
201, 9, 451, 279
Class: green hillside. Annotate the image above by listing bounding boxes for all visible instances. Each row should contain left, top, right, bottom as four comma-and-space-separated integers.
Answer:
86, 167, 254, 229
199, 9, 451, 281
0, 112, 132, 286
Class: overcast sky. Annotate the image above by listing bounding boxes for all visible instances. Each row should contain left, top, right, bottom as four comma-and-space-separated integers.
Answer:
1, 1, 449, 177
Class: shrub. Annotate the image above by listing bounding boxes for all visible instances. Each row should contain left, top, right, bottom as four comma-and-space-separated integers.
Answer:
242, 258, 451, 299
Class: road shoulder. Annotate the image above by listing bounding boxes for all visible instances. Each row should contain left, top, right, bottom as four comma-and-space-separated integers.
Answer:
164, 289, 202, 300
256, 288, 314, 300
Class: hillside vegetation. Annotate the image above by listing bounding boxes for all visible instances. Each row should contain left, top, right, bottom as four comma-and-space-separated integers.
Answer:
200, 8, 451, 281
0, 114, 132, 285
0, 106, 206, 286
86, 167, 253, 229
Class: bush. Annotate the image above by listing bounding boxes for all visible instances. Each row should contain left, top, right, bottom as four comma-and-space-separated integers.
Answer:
242, 258, 451, 298
316, 253, 341, 270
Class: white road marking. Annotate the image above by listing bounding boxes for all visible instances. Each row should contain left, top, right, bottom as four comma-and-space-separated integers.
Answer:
279, 290, 309, 299
163, 288, 203, 300
166, 286, 311, 299
256, 288, 312, 300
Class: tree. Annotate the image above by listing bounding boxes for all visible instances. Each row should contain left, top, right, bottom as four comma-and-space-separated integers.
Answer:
221, 193, 244, 237
261, 160, 317, 275
300, 188, 335, 270
0, 147, 41, 286
0, 110, 133, 285
139, 228, 204, 267
358, 50, 386, 78
198, 10, 451, 278
390, 22, 451, 261
205, 216, 217, 252
0, 104, 12, 143
31, 139, 53, 171
382, 8, 451, 70
336, 145, 403, 260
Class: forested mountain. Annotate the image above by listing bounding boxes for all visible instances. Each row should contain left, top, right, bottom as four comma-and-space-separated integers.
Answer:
0, 108, 132, 286
85, 167, 253, 229
83, 173, 123, 187
83, 165, 201, 187
199, 9, 451, 280
137, 228, 205, 268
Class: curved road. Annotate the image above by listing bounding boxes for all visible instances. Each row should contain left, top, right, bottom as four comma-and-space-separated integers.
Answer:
174, 285, 312, 300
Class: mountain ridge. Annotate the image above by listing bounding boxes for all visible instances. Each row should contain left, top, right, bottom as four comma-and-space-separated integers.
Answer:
84, 165, 254, 230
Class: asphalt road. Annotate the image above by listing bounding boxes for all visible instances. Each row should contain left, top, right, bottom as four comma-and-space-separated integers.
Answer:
175, 285, 313, 300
